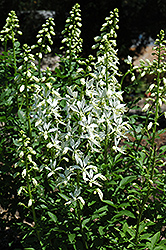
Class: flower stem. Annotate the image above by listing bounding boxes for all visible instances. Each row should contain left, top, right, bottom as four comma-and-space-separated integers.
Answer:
76, 201, 88, 249
134, 39, 161, 249
25, 153, 43, 248
12, 30, 17, 75
25, 65, 32, 139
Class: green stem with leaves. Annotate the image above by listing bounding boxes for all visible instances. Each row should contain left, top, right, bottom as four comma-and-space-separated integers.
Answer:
3, 39, 8, 88
134, 39, 161, 249
12, 30, 17, 75
76, 200, 88, 249
25, 152, 42, 247
24, 63, 43, 247
103, 51, 109, 169
25, 66, 32, 139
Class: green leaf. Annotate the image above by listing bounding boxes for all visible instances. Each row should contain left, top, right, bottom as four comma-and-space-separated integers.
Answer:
88, 200, 96, 206
125, 226, 136, 238
68, 233, 76, 243
48, 211, 57, 223
24, 248, 36, 250
13, 138, 22, 147
58, 193, 70, 201
40, 204, 48, 209
0, 116, 6, 122
102, 200, 116, 207
138, 222, 148, 234
119, 176, 137, 187
60, 99, 66, 108
94, 205, 108, 214
113, 210, 136, 220
114, 175, 137, 195
73, 227, 80, 231
159, 145, 166, 154
82, 218, 90, 228
14, 249, 24, 250
98, 226, 105, 236
153, 247, 166, 250
55, 67, 66, 79
122, 222, 129, 234
159, 239, 166, 245
140, 233, 152, 240
118, 202, 130, 208
151, 232, 160, 249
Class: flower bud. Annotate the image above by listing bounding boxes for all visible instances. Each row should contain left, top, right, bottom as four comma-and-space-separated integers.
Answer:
142, 103, 150, 112
147, 122, 153, 130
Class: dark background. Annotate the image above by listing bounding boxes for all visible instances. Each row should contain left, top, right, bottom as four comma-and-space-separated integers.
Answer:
1, 0, 166, 58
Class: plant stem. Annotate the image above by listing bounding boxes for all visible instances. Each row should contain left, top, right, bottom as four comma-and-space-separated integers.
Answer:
104, 123, 109, 167
103, 49, 109, 171
25, 153, 43, 247
24, 60, 43, 246
76, 201, 88, 249
3, 40, 8, 88
134, 186, 151, 249
12, 30, 17, 75
25, 65, 32, 139
135, 41, 161, 249
38, 58, 41, 78
135, 104, 153, 151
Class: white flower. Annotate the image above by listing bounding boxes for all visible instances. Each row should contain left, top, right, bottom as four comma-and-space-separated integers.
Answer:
94, 188, 104, 200
32, 178, 38, 186
20, 85, 25, 92
27, 71, 31, 78
35, 119, 42, 127
84, 168, 106, 188
47, 142, 53, 148
149, 179, 153, 185
39, 52, 42, 59
18, 65, 23, 71
65, 187, 85, 206
131, 75, 135, 81
27, 154, 32, 162
127, 55, 132, 64
37, 38, 42, 44
149, 83, 155, 91
18, 186, 24, 195
80, 78, 85, 85
28, 199, 33, 207
147, 122, 153, 130
159, 98, 162, 107
46, 82, 52, 89
163, 77, 166, 86
47, 45, 51, 53
142, 103, 150, 112
103, 34, 107, 40
19, 151, 24, 158
22, 169, 26, 178
32, 76, 40, 83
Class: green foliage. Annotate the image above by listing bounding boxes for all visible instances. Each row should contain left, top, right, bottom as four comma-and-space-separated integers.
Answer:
1, 4, 166, 250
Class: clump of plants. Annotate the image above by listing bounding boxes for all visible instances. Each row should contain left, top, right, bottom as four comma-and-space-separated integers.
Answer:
0, 4, 166, 250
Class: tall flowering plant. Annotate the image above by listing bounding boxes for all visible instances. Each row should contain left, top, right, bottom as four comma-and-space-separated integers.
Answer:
32, 8, 129, 206
117, 30, 166, 249
0, 10, 22, 75
0, 5, 133, 250
89, 8, 129, 156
